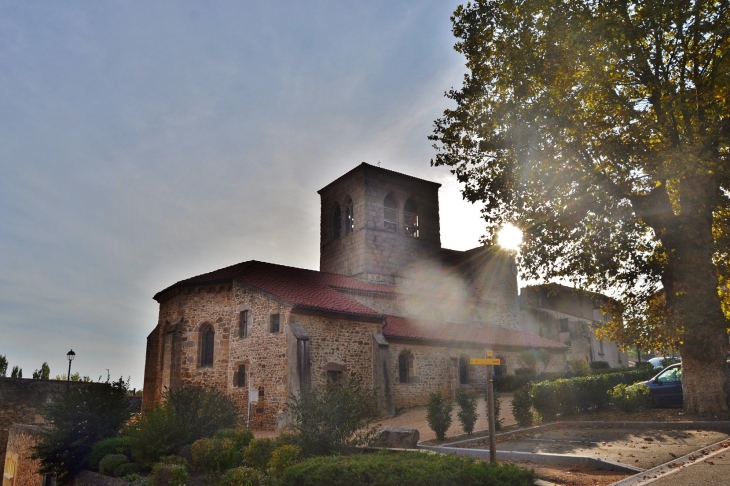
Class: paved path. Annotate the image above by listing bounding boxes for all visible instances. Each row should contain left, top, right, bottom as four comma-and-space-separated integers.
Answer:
373, 393, 516, 442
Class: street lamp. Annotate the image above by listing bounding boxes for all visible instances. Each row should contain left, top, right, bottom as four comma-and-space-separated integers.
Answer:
66, 349, 75, 392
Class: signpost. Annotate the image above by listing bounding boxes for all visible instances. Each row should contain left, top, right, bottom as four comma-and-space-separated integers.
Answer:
470, 350, 498, 462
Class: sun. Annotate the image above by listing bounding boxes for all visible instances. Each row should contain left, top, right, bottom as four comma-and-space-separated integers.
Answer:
497, 223, 523, 251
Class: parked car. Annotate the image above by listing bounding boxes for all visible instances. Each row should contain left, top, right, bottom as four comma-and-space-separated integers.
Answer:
645, 361, 730, 407
647, 356, 680, 369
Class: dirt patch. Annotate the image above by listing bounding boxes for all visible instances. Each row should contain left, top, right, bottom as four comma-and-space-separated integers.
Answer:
504, 461, 632, 486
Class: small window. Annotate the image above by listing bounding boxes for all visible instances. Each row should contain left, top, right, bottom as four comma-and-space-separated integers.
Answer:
332, 203, 342, 240
237, 364, 246, 388
201, 326, 214, 366
239, 310, 249, 338
459, 356, 470, 385
327, 370, 343, 383
270, 314, 280, 333
345, 197, 354, 234
258, 386, 265, 398
404, 198, 419, 237
559, 318, 569, 332
383, 193, 397, 232
398, 354, 409, 383
598, 339, 604, 354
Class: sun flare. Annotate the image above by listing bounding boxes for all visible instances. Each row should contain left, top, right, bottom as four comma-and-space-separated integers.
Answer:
497, 224, 523, 251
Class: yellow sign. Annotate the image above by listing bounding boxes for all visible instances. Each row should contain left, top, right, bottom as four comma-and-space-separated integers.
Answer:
486, 350, 494, 358
470, 358, 501, 366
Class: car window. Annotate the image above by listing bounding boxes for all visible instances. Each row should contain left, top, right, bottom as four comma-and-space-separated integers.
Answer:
657, 366, 682, 383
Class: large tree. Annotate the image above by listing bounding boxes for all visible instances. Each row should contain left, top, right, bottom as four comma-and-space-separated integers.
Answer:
431, 0, 730, 413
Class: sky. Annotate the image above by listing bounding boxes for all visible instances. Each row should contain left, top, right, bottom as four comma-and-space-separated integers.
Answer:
0, 1, 496, 388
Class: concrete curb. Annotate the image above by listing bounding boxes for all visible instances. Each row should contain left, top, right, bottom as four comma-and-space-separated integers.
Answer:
418, 444, 643, 473
607, 437, 730, 486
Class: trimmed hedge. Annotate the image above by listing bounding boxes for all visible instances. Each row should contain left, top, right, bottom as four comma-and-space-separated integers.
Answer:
496, 365, 653, 392
513, 367, 658, 420
278, 451, 536, 486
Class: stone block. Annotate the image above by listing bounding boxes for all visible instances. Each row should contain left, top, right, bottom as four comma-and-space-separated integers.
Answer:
370, 426, 420, 449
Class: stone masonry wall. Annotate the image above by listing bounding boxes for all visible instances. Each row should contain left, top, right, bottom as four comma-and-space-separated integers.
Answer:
4, 424, 43, 486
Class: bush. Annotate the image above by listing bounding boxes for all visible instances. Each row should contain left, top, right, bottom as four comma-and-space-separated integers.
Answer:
99, 454, 129, 477
491, 390, 503, 431
511, 385, 533, 427
569, 359, 590, 376
494, 374, 531, 392
243, 438, 276, 471
88, 436, 133, 471
513, 367, 533, 376
126, 385, 239, 466
287, 374, 379, 456
31, 378, 133, 483
426, 392, 453, 441
191, 437, 243, 473
267, 444, 301, 475
214, 428, 254, 449
634, 361, 655, 372
216, 467, 265, 486
590, 361, 611, 370
114, 462, 142, 478
148, 463, 189, 486
609, 383, 651, 412
454, 389, 478, 436
278, 450, 537, 486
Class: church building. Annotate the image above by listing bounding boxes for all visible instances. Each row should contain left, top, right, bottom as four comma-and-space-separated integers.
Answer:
142, 163, 567, 429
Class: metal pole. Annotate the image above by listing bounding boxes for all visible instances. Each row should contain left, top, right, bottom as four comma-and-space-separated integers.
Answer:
487, 364, 496, 463
66, 359, 72, 392
247, 369, 252, 429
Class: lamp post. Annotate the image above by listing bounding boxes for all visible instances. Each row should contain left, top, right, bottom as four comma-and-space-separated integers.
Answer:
66, 349, 75, 392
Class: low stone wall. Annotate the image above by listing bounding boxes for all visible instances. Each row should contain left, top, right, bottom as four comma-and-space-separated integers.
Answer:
4, 423, 44, 486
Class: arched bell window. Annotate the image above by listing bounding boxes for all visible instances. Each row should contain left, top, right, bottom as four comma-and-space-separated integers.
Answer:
345, 197, 355, 235
404, 198, 419, 237
398, 350, 414, 384
383, 193, 397, 232
200, 325, 215, 366
332, 203, 342, 240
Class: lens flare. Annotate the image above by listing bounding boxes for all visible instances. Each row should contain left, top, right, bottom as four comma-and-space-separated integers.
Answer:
497, 224, 523, 251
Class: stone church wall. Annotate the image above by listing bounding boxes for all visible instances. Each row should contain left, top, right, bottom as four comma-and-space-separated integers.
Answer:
4, 424, 43, 486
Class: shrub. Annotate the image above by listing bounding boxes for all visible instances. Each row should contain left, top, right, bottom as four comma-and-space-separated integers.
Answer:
570, 359, 590, 376
99, 454, 129, 477
31, 377, 133, 483
454, 389, 478, 436
278, 450, 537, 486
148, 463, 189, 486
511, 385, 533, 426
114, 462, 141, 478
126, 385, 239, 466
590, 361, 611, 370
426, 392, 453, 441
609, 383, 651, 412
243, 438, 276, 471
634, 361, 655, 372
267, 444, 301, 474
492, 390, 503, 431
513, 367, 533, 376
191, 437, 243, 473
216, 466, 265, 486
88, 436, 133, 471
494, 374, 532, 392
287, 373, 379, 456
214, 428, 254, 449
158, 455, 189, 467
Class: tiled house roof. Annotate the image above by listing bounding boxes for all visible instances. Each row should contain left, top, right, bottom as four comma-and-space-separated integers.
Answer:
383, 315, 566, 349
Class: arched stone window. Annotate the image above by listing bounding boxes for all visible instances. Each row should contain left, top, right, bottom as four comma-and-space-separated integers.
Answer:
332, 203, 342, 240
404, 198, 419, 237
398, 350, 414, 384
345, 197, 354, 234
200, 325, 215, 366
459, 356, 470, 385
383, 193, 397, 232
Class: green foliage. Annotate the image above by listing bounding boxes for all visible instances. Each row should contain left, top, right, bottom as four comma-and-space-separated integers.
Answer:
214, 428, 254, 449
243, 438, 275, 471
88, 436, 133, 471
31, 378, 133, 483
267, 444, 301, 475
426, 392, 453, 441
570, 359, 590, 376
287, 374, 379, 456
148, 463, 189, 486
454, 388, 478, 435
11, 365, 22, 378
0, 355, 7, 377
491, 390, 503, 431
511, 386, 533, 427
634, 362, 655, 372
215, 467, 265, 486
191, 437, 243, 473
590, 361, 611, 371
609, 383, 651, 412
126, 385, 239, 466
32, 362, 51, 380
114, 462, 142, 479
279, 450, 537, 486
99, 454, 129, 477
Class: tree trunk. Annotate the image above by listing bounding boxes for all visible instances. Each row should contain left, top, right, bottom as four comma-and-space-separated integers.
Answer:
661, 176, 730, 415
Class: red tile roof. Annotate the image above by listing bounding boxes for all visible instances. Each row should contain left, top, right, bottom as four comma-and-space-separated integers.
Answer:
383, 315, 566, 349
154, 260, 392, 317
